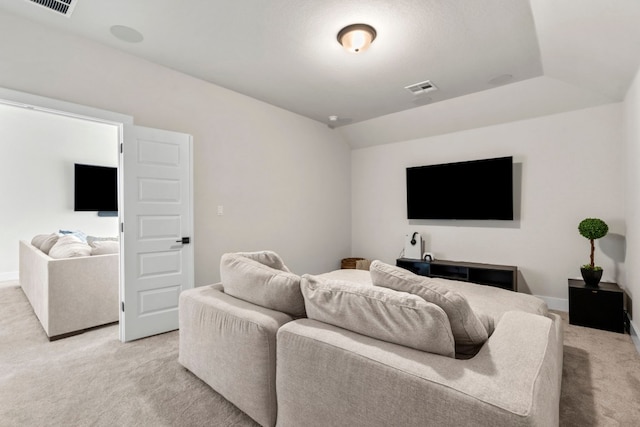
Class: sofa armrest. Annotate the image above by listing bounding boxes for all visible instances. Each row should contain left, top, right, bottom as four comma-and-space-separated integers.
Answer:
179, 284, 293, 427
276, 311, 562, 427
47, 252, 119, 337
19, 241, 50, 328
19, 240, 119, 338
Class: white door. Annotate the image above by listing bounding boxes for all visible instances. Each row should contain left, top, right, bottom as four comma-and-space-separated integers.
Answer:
119, 125, 193, 342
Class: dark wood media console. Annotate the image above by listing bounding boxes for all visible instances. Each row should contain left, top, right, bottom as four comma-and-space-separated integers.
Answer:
396, 258, 518, 291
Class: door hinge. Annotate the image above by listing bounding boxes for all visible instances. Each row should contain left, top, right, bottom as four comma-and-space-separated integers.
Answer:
121, 301, 124, 312
121, 222, 124, 233
120, 143, 123, 153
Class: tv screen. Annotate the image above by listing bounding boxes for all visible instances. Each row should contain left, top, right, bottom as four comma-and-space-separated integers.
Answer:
406, 156, 513, 220
74, 163, 118, 212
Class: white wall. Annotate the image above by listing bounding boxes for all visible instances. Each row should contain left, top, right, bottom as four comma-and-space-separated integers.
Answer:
624, 66, 640, 346
0, 13, 351, 284
351, 104, 625, 306
0, 103, 118, 279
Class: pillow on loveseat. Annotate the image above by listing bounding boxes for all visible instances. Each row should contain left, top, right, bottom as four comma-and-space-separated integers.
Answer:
89, 240, 119, 255
87, 235, 118, 245
370, 260, 488, 355
31, 234, 50, 249
300, 274, 455, 357
59, 229, 88, 243
48, 235, 92, 259
39, 233, 60, 255
220, 252, 305, 317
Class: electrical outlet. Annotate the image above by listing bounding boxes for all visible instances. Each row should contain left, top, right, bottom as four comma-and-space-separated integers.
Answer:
217, 205, 224, 216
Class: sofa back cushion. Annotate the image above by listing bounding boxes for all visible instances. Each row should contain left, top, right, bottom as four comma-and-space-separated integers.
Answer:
300, 274, 455, 357
48, 235, 92, 259
370, 261, 488, 352
30, 234, 50, 250
220, 252, 305, 317
89, 240, 120, 255
234, 250, 291, 272
39, 233, 60, 255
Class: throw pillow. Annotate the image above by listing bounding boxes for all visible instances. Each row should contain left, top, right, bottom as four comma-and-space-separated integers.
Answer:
48, 235, 92, 259
86, 235, 119, 245
39, 233, 60, 255
30, 234, 49, 249
90, 240, 119, 255
220, 253, 305, 317
59, 229, 88, 243
370, 261, 488, 350
300, 274, 455, 357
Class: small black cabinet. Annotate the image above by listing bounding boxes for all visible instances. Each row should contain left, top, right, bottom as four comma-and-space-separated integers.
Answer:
568, 279, 625, 333
396, 258, 518, 291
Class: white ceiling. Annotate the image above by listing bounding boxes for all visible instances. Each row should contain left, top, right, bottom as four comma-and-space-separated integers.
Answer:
1, 0, 640, 136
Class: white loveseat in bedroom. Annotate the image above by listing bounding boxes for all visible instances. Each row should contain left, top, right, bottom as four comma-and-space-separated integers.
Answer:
19, 233, 119, 340
179, 251, 563, 427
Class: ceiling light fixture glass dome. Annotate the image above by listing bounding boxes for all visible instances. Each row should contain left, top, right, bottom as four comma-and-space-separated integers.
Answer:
337, 24, 377, 53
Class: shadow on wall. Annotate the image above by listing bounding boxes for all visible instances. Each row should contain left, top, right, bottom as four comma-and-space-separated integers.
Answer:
516, 270, 532, 295
599, 233, 626, 283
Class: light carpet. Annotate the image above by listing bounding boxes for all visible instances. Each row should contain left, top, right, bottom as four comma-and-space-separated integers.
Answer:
1, 282, 639, 426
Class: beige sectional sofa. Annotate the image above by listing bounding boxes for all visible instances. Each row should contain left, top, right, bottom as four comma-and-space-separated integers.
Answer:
19, 239, 119, 339
179, 252, 563, 427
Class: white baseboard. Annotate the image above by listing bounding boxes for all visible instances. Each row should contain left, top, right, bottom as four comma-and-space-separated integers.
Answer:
0, 271, 18, 282
537, 295, 568, 312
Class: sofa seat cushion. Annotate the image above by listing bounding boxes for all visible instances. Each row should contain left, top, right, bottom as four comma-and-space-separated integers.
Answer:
300, 274, 455, 357
370, 261, 488, 353
220, 252, 305, 317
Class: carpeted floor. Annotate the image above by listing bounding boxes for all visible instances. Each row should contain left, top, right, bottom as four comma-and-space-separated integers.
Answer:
0, 283, 259, 427
556, 310, 640, 425
1, 281, 639, 426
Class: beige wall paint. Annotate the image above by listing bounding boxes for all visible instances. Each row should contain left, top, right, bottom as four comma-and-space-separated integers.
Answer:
0, 13, 351, 284
351, 103, 625, 307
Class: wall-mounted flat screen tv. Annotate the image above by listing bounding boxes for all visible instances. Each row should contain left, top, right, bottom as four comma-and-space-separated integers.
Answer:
406, 156, 513, 220
74, 163, 118, 212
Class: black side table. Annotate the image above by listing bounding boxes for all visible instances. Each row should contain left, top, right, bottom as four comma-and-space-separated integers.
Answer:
568, 279, 625, 333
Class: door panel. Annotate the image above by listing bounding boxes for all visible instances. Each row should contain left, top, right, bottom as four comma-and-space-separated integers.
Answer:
120, 125, 193, 342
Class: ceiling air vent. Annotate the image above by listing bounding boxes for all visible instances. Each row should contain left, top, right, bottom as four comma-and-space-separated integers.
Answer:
405, 80, 438, 95
24, 0, 77, 17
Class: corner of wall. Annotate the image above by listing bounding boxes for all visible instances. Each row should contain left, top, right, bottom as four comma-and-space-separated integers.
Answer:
629, 315, 640, 355
538, 295, 568, 312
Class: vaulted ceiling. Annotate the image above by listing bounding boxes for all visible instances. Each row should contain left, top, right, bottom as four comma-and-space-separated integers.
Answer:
1, 0, 639, 144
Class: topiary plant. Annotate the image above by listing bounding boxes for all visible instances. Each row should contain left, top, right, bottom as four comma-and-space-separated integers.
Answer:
578, 218, 609, 270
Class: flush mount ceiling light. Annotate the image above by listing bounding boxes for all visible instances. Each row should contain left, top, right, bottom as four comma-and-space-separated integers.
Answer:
337, 24, 377, 53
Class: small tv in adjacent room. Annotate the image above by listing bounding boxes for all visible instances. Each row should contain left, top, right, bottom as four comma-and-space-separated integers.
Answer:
406, 156, 513, 220
74, 163, 118, 212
